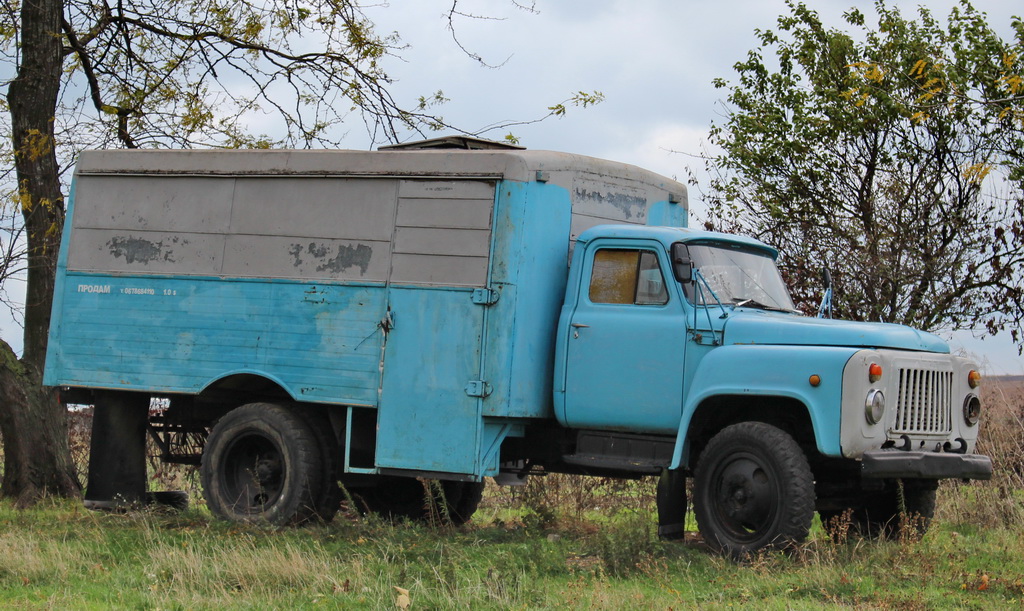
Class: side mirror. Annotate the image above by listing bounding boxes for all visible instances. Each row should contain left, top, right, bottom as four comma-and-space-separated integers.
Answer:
817, 265, 833, 319
670, 243, 693, 283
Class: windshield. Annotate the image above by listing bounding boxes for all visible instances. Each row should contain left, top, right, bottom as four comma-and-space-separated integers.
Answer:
683, 242, 797, 312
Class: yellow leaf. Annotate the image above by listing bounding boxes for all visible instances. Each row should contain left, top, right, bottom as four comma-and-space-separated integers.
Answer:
997, 74, 1023, 95
962, 163, 993, 184
394, 586, 411, 609
922, 77, 943, 92
864, 64, 884, 83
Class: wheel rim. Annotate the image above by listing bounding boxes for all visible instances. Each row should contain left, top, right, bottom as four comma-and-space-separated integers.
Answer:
708, 450, 780, 545
221, 432, 285, 515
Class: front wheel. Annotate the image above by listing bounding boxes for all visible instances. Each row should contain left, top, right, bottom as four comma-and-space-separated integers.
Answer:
820, 480, 936, 540
693, 422, 815, 559
200, 403, 323, 525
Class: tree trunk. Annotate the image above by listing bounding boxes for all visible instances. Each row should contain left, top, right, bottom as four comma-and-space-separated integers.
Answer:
0, 0, 80, 502
0, 342, 79, 504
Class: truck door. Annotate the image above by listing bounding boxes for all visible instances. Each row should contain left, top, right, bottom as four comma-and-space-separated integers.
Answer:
373, 179, 496, 477
561, 244, 687, 433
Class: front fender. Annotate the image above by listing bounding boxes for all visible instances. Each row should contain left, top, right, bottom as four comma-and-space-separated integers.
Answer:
670, 345, 859, 469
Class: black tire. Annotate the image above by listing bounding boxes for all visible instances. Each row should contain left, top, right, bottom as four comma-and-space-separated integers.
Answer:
147, 490, 189, 511
443, 480, 485, 526
357, 476, 484, 526
693, 422, 815, 559
821, 480, 936, 540
294, 407, 343, 523
200, 403, 323, 525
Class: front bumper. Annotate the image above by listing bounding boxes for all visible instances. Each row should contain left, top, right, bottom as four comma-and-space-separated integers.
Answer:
861, 450, 993, 480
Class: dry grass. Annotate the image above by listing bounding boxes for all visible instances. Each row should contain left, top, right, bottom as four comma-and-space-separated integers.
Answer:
4, 378, 1022, 534
938, 377, 1024, 528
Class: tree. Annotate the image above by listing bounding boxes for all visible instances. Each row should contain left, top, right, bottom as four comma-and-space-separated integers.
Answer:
702, 0, 1024, 351
0, 0, 599, 504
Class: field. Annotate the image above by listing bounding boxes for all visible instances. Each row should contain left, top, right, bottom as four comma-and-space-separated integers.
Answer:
0, 380, 1022, 609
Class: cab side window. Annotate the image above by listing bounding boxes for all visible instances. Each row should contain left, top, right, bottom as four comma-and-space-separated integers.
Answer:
589, 249, 668, 305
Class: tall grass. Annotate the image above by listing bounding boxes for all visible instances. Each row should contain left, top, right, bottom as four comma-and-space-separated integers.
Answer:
0, 381, 1021, 608
938, 378, 1024, 528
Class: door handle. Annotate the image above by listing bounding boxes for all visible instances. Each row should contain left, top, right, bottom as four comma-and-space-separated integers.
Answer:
571, 323, 590, 328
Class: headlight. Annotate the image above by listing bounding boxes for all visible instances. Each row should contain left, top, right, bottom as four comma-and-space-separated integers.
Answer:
865, 389, 885, 425
963, 395, 981, 426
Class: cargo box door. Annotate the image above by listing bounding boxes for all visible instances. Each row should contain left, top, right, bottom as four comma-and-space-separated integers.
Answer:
374, 179, 496, 477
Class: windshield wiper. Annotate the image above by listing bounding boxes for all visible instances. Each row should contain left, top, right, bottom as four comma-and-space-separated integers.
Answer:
732, 298, 799, 313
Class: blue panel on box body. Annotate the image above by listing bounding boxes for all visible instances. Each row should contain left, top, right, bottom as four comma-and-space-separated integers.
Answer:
45, 273, 387, 405
373, 181, 575, 476
374, 286, 484, 474
46, 166, 690, 480
482, 181, 574, 420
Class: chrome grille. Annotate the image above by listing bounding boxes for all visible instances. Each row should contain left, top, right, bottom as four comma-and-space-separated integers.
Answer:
893, 368, 953, 435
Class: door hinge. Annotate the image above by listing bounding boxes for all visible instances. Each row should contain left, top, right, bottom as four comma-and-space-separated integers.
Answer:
471, 287, 500, 305
464, 380, 492, 398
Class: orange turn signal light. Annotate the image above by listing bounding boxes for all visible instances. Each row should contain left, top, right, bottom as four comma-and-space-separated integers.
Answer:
868, 363, 883, 383
968, 370, 982, 389
809, 375, 821, 387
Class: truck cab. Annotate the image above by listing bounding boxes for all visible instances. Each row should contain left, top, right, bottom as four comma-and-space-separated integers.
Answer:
533, 224, 991, 557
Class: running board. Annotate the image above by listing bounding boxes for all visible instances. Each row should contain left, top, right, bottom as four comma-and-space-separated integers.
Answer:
562, 431, 674, 474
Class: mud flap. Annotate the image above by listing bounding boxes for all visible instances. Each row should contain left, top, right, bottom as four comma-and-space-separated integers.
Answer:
84, 392, 148, 509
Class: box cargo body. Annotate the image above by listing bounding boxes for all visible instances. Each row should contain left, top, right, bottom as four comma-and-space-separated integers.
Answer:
44, 148, 688, 479
45, 143, 994, 558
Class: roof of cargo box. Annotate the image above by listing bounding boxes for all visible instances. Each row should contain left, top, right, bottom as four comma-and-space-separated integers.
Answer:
73, 143, 686, 201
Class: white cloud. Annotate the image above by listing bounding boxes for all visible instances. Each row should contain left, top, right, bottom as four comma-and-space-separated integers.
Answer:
10, 0, 1024, 370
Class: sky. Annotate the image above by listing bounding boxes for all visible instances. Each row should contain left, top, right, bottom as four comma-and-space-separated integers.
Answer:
351, 0, 1024, 375
2, 0, 1022, 375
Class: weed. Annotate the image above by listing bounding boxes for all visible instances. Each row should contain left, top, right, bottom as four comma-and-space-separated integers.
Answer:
586, 511, 663, 577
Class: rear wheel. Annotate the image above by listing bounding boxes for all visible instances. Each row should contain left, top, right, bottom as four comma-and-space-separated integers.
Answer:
357, 476, 484, 526
443, 480, 485, 526
693, 422, 815, 559
295, 407, 343, 522
200, 403, 323, 525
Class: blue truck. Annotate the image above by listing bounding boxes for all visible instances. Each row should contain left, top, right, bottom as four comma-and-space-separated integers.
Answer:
44, 137, 992, 557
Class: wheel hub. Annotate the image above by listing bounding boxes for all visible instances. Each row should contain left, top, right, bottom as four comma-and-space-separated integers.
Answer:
254, 458, 281, 485
717, 457, 775, 532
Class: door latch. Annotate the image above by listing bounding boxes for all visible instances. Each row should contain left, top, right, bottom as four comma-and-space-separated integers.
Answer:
464, 380, 492, 398
471, 288, 499, 305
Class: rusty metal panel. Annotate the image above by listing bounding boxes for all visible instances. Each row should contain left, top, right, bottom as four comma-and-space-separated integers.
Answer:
390, 180, 495, 287
221, 235, 390, 281
71, 175, 233, 233
392, 227, 491, 257
389, 254, 490, 286
568, 174, 652, 245
67, 229, 225, 275
394, 197, 494, 229
572, 174, 651, 224
397, 179, 495, 200
230, 178, 399, 241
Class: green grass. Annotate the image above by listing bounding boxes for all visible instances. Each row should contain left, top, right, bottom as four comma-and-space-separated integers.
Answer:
1, 490, 1021, 610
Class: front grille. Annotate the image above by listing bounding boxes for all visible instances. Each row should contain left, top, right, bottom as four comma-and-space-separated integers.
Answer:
892, 368, 954, 435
